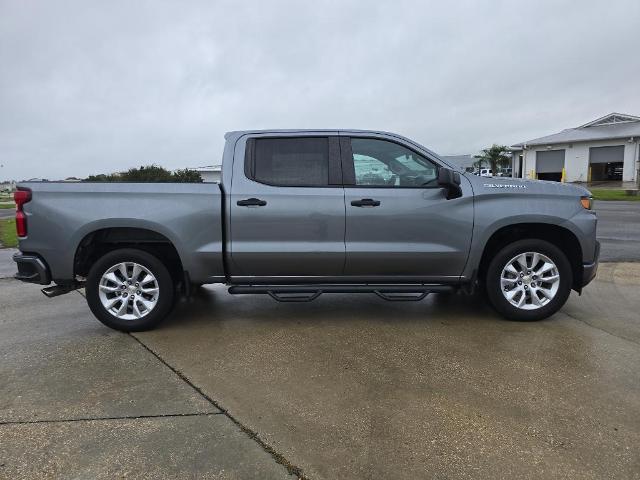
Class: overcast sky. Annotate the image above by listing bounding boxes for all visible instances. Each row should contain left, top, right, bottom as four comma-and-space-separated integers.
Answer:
1, 0, 640, 180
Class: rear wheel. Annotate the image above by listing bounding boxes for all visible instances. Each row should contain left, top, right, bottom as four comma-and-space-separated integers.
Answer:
86, 248, 175, 331
486, 239, 572, 321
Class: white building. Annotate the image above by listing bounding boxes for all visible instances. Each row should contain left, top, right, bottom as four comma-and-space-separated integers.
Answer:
188, 165, 221, 183
511, 113, 640, 183
0, 180, 16, 192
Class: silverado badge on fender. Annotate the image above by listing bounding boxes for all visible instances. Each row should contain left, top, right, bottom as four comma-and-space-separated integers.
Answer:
483, 183, 527, 188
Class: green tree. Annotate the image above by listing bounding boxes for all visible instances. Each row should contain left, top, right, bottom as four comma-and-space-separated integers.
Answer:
172, 168, 204, 183
120, 165, 174, 182
85, 165, 203, 183
85, 173, 117, 182
474, 145, 512, 172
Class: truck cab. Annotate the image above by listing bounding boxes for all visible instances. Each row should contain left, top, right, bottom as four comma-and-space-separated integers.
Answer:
226, 130, 473, 282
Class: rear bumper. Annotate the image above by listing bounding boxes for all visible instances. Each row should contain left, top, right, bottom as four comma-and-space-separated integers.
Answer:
13, 252, 51, 285
581, 241, 600, 288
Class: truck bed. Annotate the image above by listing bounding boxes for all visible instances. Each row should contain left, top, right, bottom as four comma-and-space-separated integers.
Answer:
17, 182, 225, 284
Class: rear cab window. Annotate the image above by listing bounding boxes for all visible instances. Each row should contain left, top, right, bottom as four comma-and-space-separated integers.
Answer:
245, 137, 341, 187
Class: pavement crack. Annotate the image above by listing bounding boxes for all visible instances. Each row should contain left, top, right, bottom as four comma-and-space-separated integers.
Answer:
0, 412, 220, 427
562, 311, 640, 347
129, 333, 308, 480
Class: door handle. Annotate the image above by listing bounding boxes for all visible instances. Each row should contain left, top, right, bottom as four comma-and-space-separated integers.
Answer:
351, 198, 381, 207
237, 198, 267, 207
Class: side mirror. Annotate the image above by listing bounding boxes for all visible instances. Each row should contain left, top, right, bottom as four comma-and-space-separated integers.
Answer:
437, 168, 462, 199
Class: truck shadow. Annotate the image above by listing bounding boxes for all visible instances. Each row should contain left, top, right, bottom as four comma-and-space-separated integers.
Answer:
164, 285, 502, 329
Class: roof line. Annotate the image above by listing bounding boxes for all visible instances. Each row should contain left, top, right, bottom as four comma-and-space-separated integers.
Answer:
578, 112, 640, 128
510, 131, 639, 149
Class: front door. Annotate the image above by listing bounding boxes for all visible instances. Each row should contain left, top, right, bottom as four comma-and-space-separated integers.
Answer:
229, 135, 346, 278
342, 136, 473, 280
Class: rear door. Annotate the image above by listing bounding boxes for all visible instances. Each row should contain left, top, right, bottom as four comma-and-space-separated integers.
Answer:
229, 134, 346, 278
341, 135, 473, 280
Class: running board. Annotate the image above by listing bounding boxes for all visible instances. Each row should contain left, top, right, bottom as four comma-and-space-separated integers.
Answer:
227, 284, 455, 303
41, 282, 84, 298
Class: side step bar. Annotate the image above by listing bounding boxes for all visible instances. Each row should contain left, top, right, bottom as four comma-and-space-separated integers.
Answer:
41, 282, 85, 298
228, 284, 455, 303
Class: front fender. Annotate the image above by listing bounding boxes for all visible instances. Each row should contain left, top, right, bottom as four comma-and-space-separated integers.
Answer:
463, 197, 595, 280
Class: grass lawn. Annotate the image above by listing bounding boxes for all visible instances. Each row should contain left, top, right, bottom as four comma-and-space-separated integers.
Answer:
591, 189, 640, 201
0, 218, 18, 248
0, 203, 16, 209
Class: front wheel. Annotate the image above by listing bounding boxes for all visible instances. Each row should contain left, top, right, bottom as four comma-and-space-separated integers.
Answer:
86, 248, 175, 331
486, 239, 572, 321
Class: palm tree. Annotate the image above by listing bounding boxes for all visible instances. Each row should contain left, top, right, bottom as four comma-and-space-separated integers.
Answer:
472, 157, 487, 171
474, 145, 511, 173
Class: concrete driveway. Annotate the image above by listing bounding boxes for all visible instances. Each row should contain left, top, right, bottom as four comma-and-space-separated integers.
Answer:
0, 278, 295, 479
0, 249, 18, 278
1, 263, 639, 479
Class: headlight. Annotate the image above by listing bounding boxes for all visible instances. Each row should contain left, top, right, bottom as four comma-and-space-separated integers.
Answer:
580, 196, 593, 210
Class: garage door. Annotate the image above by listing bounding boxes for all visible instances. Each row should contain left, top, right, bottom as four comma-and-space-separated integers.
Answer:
536, 150, 565, 181
589, 145, 624, 163
589, 145, 624, 181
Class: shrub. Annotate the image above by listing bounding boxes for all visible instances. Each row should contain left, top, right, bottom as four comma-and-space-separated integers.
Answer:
85, 165, 203, 183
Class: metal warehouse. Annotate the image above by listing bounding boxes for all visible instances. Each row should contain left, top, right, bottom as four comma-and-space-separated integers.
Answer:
510, 113, 640, 184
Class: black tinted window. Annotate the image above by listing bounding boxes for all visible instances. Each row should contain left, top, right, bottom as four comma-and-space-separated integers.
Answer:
251, 137, 329, 186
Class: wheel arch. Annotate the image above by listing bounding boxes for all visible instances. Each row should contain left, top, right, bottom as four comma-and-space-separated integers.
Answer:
74, 226, 185, 286
477, 223, 583, 291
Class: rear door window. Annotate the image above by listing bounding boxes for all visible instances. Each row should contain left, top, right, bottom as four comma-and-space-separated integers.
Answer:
248, 137, 330, 187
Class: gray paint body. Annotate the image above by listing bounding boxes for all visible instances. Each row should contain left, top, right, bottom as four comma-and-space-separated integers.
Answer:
17, 129, 597, 287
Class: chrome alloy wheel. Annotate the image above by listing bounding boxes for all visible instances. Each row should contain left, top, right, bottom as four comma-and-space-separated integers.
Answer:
98, 262, 159, 320
500, 252, 560, 310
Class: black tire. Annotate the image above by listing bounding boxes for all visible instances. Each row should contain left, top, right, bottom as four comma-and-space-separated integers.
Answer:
86, 248, 175, 332
486, 239, 572, 321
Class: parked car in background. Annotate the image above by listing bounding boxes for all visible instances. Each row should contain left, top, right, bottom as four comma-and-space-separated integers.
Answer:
13, 129, 599, 331
479, 168, 493, 177
606, 163, 623, 180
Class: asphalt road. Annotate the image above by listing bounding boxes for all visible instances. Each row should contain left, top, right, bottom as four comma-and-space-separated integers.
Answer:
1, 263, 640, 479
0, 207, 15, 219
594, 201, 640, 262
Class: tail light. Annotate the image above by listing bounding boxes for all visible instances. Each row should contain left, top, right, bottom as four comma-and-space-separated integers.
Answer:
14, 188, 32, 237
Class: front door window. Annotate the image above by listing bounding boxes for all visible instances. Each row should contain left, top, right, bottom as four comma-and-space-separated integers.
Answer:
350, 138, 438, 188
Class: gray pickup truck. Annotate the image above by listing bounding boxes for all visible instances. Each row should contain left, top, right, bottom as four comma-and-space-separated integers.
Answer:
13, 129, 599, 331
